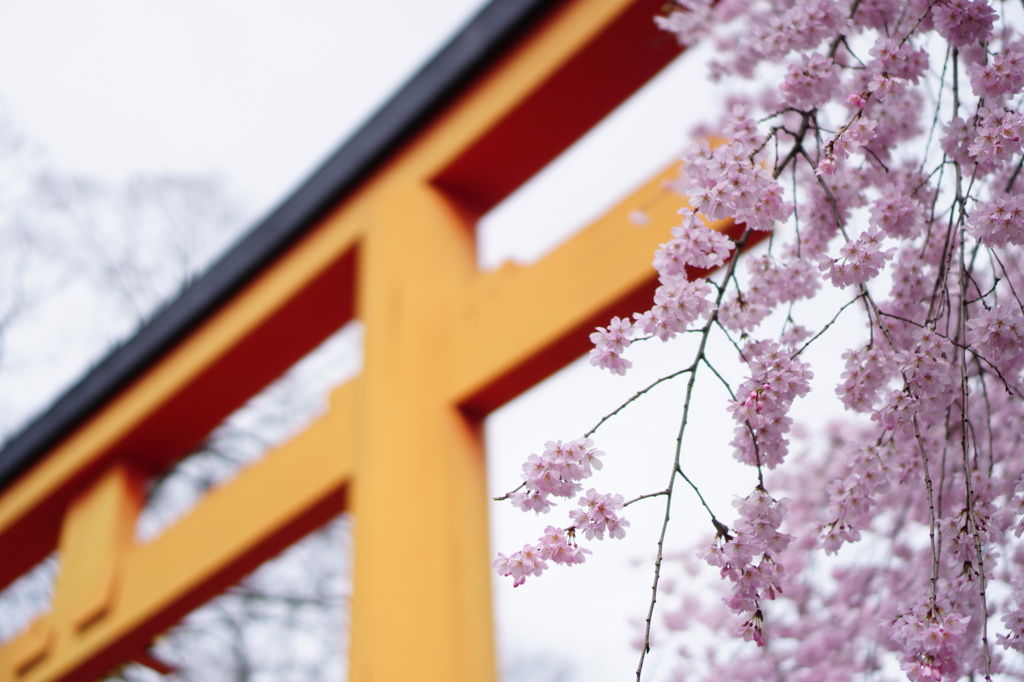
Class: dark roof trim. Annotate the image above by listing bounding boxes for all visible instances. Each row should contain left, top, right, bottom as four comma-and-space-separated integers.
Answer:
0, 0, 558, 490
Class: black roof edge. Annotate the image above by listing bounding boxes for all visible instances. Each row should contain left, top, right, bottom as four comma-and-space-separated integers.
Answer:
0, 0, 557, 491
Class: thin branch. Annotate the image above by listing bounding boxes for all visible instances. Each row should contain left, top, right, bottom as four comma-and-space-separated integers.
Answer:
584, 367, 693, 438
624, 489, 670, 508
792, 293, 865, 358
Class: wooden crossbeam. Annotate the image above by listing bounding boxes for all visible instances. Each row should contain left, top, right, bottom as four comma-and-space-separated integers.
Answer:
1, 382, 357, 681
0, 1, 701, 680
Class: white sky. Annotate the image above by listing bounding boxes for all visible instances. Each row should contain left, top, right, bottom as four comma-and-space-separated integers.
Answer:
0, 1, 486, 212
0, 2, 860, 681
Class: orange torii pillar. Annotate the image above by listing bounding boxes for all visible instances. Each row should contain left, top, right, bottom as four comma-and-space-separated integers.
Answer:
0, 1, 735, 680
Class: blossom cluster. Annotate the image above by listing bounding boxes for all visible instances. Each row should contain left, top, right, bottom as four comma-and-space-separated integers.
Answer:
967, 304, 1024, 370
510, 438, 603, 513
590, 211, 729, 374
818, 227, 893, 289
495, 439, 628, 586
780, 52, 839, 110
728, 341, 812, 469
494, 487, 627, 587
701, 489, 792, 646
569, 488, 629, 540
999, 575, 1024, 653
968, 106, 1024, 167
492, 525, 591, 588
967, 50, 1024, 99
967, 195, 1024, 247
890, 604, 972, 682
718, 254, 819, 332
653, 209, 734, 276
836, 344, 893, 412
684, 111, 792, 233
817, 440, 891, 553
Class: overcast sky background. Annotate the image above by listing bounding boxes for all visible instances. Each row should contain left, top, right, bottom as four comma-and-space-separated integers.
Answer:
0, 2, 861, 680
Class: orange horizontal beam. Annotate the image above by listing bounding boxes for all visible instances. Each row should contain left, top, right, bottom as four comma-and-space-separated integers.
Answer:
451, 161, 739, 416
451, 162, 680, 415
0, 377, 359, 682
0, 214, 361, 593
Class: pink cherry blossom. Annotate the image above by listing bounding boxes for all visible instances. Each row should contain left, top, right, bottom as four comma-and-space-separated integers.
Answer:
589, 316, 634, 375
819, 227, 893, 289
780, 53, 839, 110
967, 51, 1024, 99
494, 3, 1024, 678
967, 194, 1024, 246
933, 0, 996, 49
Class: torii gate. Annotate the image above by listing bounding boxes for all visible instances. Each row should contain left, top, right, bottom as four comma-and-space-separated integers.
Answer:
0, 1, 728, 679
